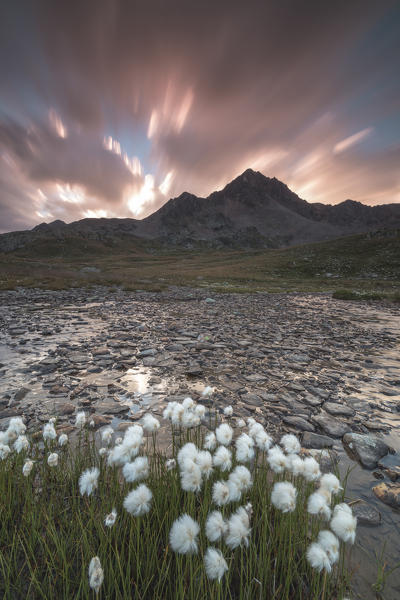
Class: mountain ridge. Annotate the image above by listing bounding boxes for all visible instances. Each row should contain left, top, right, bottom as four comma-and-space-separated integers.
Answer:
1, 169, 400, 252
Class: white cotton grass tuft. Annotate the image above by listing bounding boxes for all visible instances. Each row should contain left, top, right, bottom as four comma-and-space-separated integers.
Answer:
225, 506, 251, 549
229, 465, 252, 492
236, 418, 246, 428
303, 456, 321, 482
223, 405, 233, 417
123, 484, 152, 516
288, 454, 305, 476
319, 473, 342, 495
267, 445, 288, 473
235, 433, 255, 463
204, 547, 229, 581
104, 508, 117, 527
101, 427, 113, 446
43, 422, 57, 441
212, 481, 231, 506
182, 397, 195, 410
88, 556, 104, 595
202, 386, 213, 397
306, 542, 332, 573
307, 492, 332, 521
99, 447, 108, 457
47, 452, 58, 467
318, 530, 340, 565
14, 435, 29, 453
142, 413, 160, 432
254, 428, 273, 452
280, 433, 301, 455
330, 505, 357, 544
271, 481, 297, 513
215, 423, 233, 446
79, 467, 100, 496
195, 404, 206, 419
166, 458, 176, 471
180, 462, 203, 493
58, 434, 68, 447
204, 432, 217, 451
177, 443, 198, 468
195, 450, 213, 479
23, 459, 34, 476
75, 411, 86, 429
205, 511, 228, 542
213, 446, 232, 472
0, 443, 11, 460
8, 417, 26, 436
169, 514, 200, 554
122, 456, 149, 483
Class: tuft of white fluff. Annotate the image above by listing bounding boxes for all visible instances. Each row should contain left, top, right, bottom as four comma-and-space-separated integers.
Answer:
58, 434, 68, 446
254, 429, 273, 452
178, 443, 198, 468
8, 417, 26, 437
47, 452, 58, 467
142, 413, 160, 432
267, 445, 288, 473
204, 547, 229, 581
271, 481, 297, 513
104, 508, 117, 527
236, 418, 246, 428
303, 457, 321, 482
23, 459, 34, 476
169, 514, 200, 554
225, 506, 251, 549
215, 423, 233, 446
182, 410, 200, 429
195, 404, 206, 419
182, 397, 195, 410
123, 484, 152, 516
213, 446, 232, 472
330, 507, 357, 544
75, 411, 86, 429
202, 386, 213, 397
14, 435, 29, 453
235, 433, 255, 463
180, 462, 203, 493
98, 447, 108, 456
306, 542, 332, 573
280, 434, 301, 455
89, 556, 104, 594
318, 530, 339, 564
212, 481, 231, 506
171, 404, 185, 426
101, 427, 113, 446
122, 456, 149, 483
319, 473, 342, 495
107, 444, 133, 467
288, 454, 305, 476
229, 465, 252, 492
205, 511, 228, 542
79, 467, 100, 496
195, 450, 213, 479
307, 492, 332, 521
43, 422, 57, 441
204, 432, 217, 451
0, 443, 11, 460
224, 406, 233, 417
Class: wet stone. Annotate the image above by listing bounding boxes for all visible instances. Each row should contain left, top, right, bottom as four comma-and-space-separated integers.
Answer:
323, 401, 355, 417
283, 415, 315, 432
373, 482, 400, 509
302, 432, 334, 449
343, 433, 391, 469
352, 501, 381, 526
312, 414, 351, 438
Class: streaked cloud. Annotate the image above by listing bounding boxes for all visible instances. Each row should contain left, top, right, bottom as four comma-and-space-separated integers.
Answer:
333, 127, 374, 154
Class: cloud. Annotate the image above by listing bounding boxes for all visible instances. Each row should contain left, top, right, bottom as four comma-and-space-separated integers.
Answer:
0, 0, 399, 231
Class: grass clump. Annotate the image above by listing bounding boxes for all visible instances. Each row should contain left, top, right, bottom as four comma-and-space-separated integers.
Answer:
0, 405, 354, 599
332, 289, 383, 301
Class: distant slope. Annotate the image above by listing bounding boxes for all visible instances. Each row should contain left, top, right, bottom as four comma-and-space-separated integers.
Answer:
1, 168, 400, 253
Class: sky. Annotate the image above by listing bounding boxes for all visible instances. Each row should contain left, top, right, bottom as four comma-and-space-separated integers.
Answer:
0, 0, 399, 233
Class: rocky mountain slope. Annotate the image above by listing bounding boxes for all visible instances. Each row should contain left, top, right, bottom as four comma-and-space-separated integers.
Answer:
1, 169, 400, 252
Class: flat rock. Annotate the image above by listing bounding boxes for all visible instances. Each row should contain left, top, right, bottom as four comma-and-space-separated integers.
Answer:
352, 501, 381, 526
343, 433, 390, 469
283, 415, 315, 432
323, 401, 355, 417
302, 432, 334, 449
373, 482, 400, 509
313, 414, 351, 438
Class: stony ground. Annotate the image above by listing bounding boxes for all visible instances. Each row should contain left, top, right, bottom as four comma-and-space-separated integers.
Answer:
1, 287, 400, 597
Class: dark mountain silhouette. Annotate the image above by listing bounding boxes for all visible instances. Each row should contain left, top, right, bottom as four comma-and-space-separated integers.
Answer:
1, 169, 400, 252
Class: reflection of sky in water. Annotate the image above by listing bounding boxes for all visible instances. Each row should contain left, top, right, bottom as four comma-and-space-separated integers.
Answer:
123, 369, 151, 394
